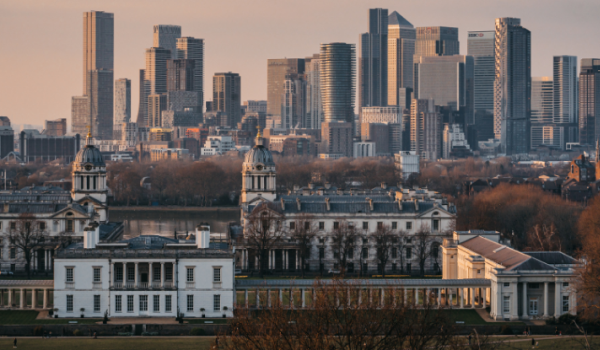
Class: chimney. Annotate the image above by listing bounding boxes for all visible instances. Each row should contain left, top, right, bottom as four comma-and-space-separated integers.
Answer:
381, 182, 387, 189
196, 224, 210, 249
296, 197, 301, 211
325, 197, 330, 211
324, 182, 331, 190
280, 198, 285, 210
413, 198, 419, 211
83, 224, 99, 249
366, 198, 374, 211
397, 199, 403, 211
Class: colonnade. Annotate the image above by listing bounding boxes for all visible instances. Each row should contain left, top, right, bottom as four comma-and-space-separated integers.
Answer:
110, 261, 176, 289
239, 249, 300, 271
0, 288, 52, 309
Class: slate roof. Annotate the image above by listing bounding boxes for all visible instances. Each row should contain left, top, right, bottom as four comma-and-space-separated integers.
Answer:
525, 252, 578, 265
236, 278, 491, 288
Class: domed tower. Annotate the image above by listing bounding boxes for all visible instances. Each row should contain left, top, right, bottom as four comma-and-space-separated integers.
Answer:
72, 130, 108, 222
241, 130, 276, 203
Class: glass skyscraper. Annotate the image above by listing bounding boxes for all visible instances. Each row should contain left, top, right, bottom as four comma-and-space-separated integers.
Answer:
320, 43, 356, 123
387, 11, 415, 105
468, 31, 495, 142
359, 8, 388, 110
579, 59, 600, 145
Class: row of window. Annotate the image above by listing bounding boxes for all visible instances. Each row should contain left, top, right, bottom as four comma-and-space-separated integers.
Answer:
501, 295, 570, 314
318, 246, 434, 260
65, 295, 102, 313
114, 295, 172, 313
187, 267, 221, 283
0, 218, 85, 233
66, 267, 222, 284
291, 221, 418, 231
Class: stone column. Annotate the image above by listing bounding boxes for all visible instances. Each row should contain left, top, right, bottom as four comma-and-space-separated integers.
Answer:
32, 289, 37, 309
134, 262, 139, 288
369, 289, 373, 304
161, 263, 165, 288
301, 289, 306, 308
284, 250, 288, 271
555, 281, 561, 318
279, 289, 283, 304
415, 288, 419, 306
471, 288, 475, 308
267, 289, 271, 307
460, 288, 464, 308
437, 289, 441, 306
19, 289, 24, 309
268, 250, 272, 269
543, 282, 548, 317
482, 288, 486, 308
404, 288, 407, 306
245, 290, 249, 308
111, 262, 115, 287
8, 288, 12, 307
522, 282, 528, 319
256, 289, 260, 308
380, 288, 385, 307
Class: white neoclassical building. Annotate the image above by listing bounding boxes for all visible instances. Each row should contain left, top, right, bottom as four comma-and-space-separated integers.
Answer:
53, 225, 235, 318
442, 231, 579, 320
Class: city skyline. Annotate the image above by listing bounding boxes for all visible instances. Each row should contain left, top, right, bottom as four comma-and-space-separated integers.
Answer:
2, 0, 600, 125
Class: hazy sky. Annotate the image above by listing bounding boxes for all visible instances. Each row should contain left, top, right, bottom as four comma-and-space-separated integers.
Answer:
2, 0, 600, 126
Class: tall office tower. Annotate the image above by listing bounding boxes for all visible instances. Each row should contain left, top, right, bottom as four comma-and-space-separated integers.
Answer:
153, 25, 181, 59
176, 37, 204, 113
468, 31, 495, 142
267, 58, 305, 119
579, 59, 600, 145
213, 72, 241, 128
359, 8, 388, 111
388, 11, 415, 105
44, 118, 67, 136
414, 27, 459, 58
494, 17, 531, 155
136, 69, 150, 126
0, 124, 14, 159
305, 54, 323, 129
145, 47, 171, 95
414, 55, 474, 126
410, 98, 441, 160
530, 77, 554, 148
148, 94, 168, 128
320, 43, 356, 123
114, 78, 131, 140
72, 11, 114, 138
281, 74, 306, 129
553, 56, 578, 147
167, 59, 195, 92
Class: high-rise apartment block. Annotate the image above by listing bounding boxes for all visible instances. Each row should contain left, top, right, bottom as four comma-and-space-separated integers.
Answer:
72, 11, 114, 139
44, 119, 67, 137
530, 77, 554, 148
145, 47, 171, 95
148, 94, 168, 128
305, 54, 323, 129
359, 8, 388, 110
136, 69, 149, 126
167, 59, 195, 92
387, 11, 415, 105
579, 59, 600, 145
553, 56, 578, 148
267, 59, 305, 119
114, 78, 131, 140
176, 37, 204, 114
468, 31, 495, 142
281, 74, 306, 129
411, 98, 441, 160
494, 18, 531, 155
320, 43, 356, 123
213, 72, 241, 128
360, 106, 401, 124
415, 27, 459, 58
153, 25, 182, 59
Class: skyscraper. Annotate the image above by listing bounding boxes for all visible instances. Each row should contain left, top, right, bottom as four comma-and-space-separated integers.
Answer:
553, 56, 578, 148
530, 77, 555, 148
579, 59, 600, 145
387, 11, 415, 105
494, 18, 531, 155
281, 74, 306, 129
136, 69, 150, 126
320, 43, 356, 123
145, 47, 171, 95
167, 59, 195, 92
468, 31, 495, 142
176, 37, 204, 114
153, 25, 181, 59
305, 54, 323, 129
414, 27, 459, 58
359, 8, 388, 110
114, 78, 131, 140
410, 98, 441, 160
267, 59, 305, 119
213, 72, 241, 128
72, 11, 114, 139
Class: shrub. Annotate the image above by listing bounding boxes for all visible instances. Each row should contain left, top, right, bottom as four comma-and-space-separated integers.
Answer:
500, 325, 513, 335
190, 328, 206, 336
558, 313, 577, 325
33, 326, 43, 336
73, 329, 82, 336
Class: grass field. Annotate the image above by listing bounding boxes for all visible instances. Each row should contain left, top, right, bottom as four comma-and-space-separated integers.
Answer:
0, 338, 215, 350
0, 311, 100, 325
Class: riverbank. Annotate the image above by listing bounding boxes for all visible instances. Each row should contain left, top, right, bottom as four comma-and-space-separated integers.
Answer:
109, 206, 240, 212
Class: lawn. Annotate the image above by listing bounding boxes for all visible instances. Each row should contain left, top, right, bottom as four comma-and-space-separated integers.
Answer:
443, 309, 524, 325
0, 311, 100, 325
0, 338, 215, 350
185, 318, 229, 324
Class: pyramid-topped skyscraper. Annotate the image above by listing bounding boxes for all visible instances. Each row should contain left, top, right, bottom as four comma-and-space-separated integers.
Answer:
388, 11, 416, 105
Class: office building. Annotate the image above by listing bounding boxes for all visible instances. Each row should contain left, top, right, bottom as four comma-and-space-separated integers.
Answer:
122, 122, 139, 146
530, 77, 554, 148
443, 124, 472, 159
361, 106, 401, 124
494, 18, 531, 155
167, 59, 195, 92
148, 94, 168, 128
305, 54, 323, 129
354, 142, 376, 158
0, 124, 14, 159
359, 8, 388, 110
268, 135, 314, 157
361, 123, 390, 156
149, 128, 173, 142
136, 69, 150, 127
71, 96, 90, 135
145, 47, 171, 96
166, 91, 201, 112
244, 100, 267, 114
468, 30, 495, 142
267, 59, 305, 119
387, 11, 415, 105
320, 43, 356, 123
281, 74, 306, 129
20, 130, 81, 163
411, 98, 441, 160
213, 72, 241, 128
153, 25, 181, 59
114, 78, 131, 140
553, 56, 578, 148
414, 55, 474, 125
320, 122, 353, 158
161, 110, 202, 129
415, 26, 459, 58
579, 59, 600, 145
176, 37, 204, 114
86, 69, 114, 139
82, 11, 114, 94
44, 119, 67, 137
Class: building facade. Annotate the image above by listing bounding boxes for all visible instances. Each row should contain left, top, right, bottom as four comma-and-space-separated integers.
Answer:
44, 119, 67, 137
579, 59, 600, 146
359, 8, 388, 110
468, 30, 495, 143
267, 59, 305, 120
414, 26, 459, 59
114, 79, 131, 140
320, 43, 356, 124
305, 55, 323, 129
176, 37, 205, 115
530, 77, 555, 149
387, 11, 415, 105
213, 72, 241, 128
553, 56, 578, 149
153, 25, 181, 59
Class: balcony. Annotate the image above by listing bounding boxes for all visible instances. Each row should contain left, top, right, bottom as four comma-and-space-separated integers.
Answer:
110, 281, 176, 290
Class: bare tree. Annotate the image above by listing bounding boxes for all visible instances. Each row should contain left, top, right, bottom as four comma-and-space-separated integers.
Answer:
289, 214, 317, 278
373, 224, 395, 277
9, 213, 48, 278
330, 220, 358, 276
414, 225, 433, 277
396, 229, 409, 274
243, 203, 286, 278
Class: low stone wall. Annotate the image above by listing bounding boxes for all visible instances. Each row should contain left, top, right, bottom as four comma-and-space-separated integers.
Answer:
0, 324, 226, 337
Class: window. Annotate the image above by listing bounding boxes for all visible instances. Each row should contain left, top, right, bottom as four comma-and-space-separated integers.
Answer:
93, 268, 101, 282
319, 222, 324, 230
362, 247, 369, 259
377, 222, 383, 229
431, 244, 439, 257
187, 295, 194, 312
362, 237, 368, 244
66, 268, 74, 282
0, 222, 2, 230
139, 295, 148, 312
66, 295, 73, 312
333, 222, 339, 229
333, 251, 339, 259
10, 222, 15, 230
362, 263, 368, 273
503, 296, 510, 314
362, 222, 368, 230
477, 269, 481, 274
165, 295, 172, 312
304, 222, 310, 230
503, 283, 510, 287
213, 268, 221, 282
115, 266, 123, 282
66, 220, 73, 232
406, 248, 412, 260
153, 295, 160, 312
127, 295, 134, 313
391, 222, 397, 229
289, 222, 296, 230
39, 222, 46, 231
10, 247, 15, 259
347, 263, 354, 273
166, 266, 173, 281
563, 282, 569, 287
392, 248, 397, 259
562, 296, 569, 312
127, 267, 135, 281
432, 220, 440, 231
94, 295, 101, 313
115, 295, 122, 313
319, 247, 325, 259
406, 238, 412, 243
213, 294, 221, 311
406, 222, 412, 230
318, 237, 324, 244
187, 268, 194, 282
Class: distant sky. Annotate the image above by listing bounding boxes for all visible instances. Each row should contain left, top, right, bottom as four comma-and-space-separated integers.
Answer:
2, 0, 600, 126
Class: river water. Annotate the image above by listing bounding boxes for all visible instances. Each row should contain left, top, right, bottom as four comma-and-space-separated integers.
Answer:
109, 208, 240, 239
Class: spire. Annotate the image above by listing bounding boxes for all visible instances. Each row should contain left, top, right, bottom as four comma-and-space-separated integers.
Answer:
255, 126, 263, 146
86, 125, 93, 146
